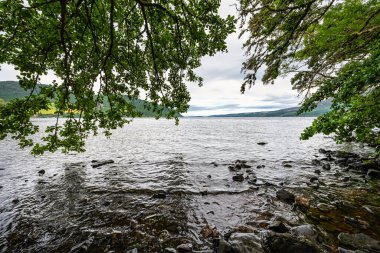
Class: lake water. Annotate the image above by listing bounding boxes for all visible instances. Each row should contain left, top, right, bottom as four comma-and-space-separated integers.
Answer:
0, 118, 379, 252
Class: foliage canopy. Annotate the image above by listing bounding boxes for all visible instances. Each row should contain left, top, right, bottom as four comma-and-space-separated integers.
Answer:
239, 0, 380, 153
0, 0, 234, 154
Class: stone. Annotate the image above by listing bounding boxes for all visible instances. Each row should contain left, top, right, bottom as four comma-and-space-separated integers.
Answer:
268, 221, 288, 233
228, 233, 265, 253
310, 176, 319, 182
126, 249, 138, 253
177, 243, 193, 253
314, 169, 321, 174
295, 196, 310, 209
283, 164, 292, 168
262, 232, 321, 253
367, 169, 380, 179
342, 176, 351, 182
322, 164, 331, 170
207, 175, 212, 178
312, 159, 321, 166
338, 233, 380, 252
38, 169, 45, 175
257, 142, 267, 145
12, 199, 19, 204
276, 189, 295, 204
344, 217, 370, 230
233, 174, 244, 182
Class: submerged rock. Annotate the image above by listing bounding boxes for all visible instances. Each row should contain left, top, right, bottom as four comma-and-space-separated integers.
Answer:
276, 189, 295, 204
338, 233, 380, 252
257, 142, 267, 146
262, 232, 321, 253
233, 174, 244, 182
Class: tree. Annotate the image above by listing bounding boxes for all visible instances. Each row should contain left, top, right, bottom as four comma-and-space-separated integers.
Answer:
239, 0, 380, 153
0, 98, 5, 108
0, 0, 235, 154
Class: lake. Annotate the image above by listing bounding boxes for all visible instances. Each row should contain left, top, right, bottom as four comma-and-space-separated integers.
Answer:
0, 118, 379, 252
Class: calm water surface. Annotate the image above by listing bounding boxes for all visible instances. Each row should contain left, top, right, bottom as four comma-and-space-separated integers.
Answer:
0, 118, 378, 252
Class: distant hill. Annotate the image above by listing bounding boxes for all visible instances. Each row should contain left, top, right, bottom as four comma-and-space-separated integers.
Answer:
0, 81, 177, 117
209, 100, 331, 117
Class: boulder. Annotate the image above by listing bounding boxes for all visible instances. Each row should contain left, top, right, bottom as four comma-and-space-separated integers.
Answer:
276, 189, 295, 204
338, 233, 380, 252
261, 232, 321, 253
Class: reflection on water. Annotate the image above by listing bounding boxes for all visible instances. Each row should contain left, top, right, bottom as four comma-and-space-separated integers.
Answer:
0, 118, 378, 252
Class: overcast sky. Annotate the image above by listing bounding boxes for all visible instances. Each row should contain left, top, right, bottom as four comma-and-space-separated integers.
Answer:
0, 0, 302, 116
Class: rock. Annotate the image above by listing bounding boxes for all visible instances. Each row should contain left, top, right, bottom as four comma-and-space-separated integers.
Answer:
295, 196, 310, 209
91, 159, 115, 168
103, 201, 111, 206
233, 174, 244, 182
257, 142, 267, 145
322, 164, 331, 170
256, 165, 265, 169
317, 203, 336, 212
310, 176, 319, 183
248, 178, 257, 184
290, 225, 319, 242
338, 233, 380, 252
314, 169, 321, 174
153, 192, 167, 199
283, 164, 292, 168
38, 169, 45, 175
218, 239, 232, 253
241, 164, 252, 168
342, 176, 351, 182
337, 247, 367, 253
276, 189, 295, 204
246, 169, 253, 174
12, 199, 19, 204
207, 175, 212, 178
211, 162, 218, 167
126, 249, 138, 253
312, 159, 321, 166
177, 243, 193, 253
201, 224, 219, 239
164, 248, 177, 253
228, 233, 265, 253
367, 169, 380, 179
268, 221, 289, 233
319, 148, 328, 154
262, 232, 321, 253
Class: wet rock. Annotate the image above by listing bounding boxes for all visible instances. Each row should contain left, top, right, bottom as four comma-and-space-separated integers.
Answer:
338, 233, 380, 252
257, 142, 267, 145
91, 159, 115, 168
319, 148, 328, 154
246, 169, 253, 174
317, 203, 336, 212
262, 232, 321, 253
38, 169, 45, 175
164, 248, 177, 253
268, 221, 289, 233
103, 201, 111, 206
126, 249, 138, 253
322, 164, 331, 170
228, 233, 265, 253
290, 225, 319, 242
241, 164, 252, 168
232, 174, 244, 182
283, 164, 292, 168
367, 169, 380, 179
248, 178, 257, 184
342, 176, 351, 182
314, 169, 321, 174
12, 199, 19, 204
256, 165, 265, 169
207, 175, 212, 179
211, 162, 218, 167
153, 192, 167, 199
177, 243, 193, 253
276, 189, 295, 204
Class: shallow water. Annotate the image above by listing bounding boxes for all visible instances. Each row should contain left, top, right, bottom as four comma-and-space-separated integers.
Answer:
0, 118, 379, 252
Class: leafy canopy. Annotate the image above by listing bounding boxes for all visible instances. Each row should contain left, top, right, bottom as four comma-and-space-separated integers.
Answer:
239, 0, 380, 153
0, 0, 235, 154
